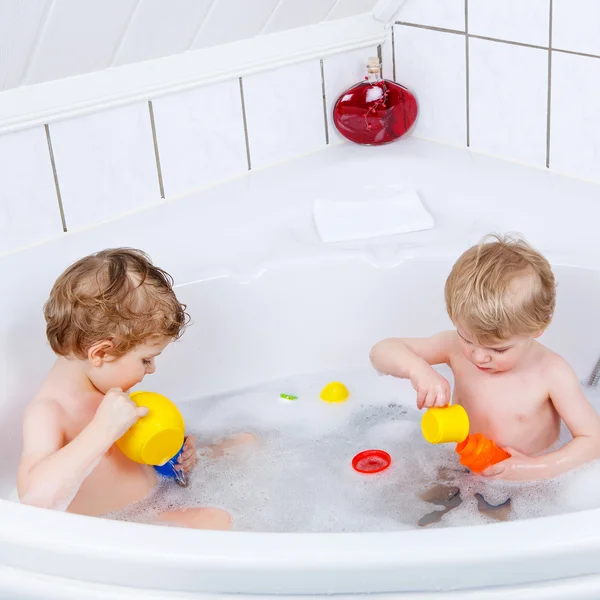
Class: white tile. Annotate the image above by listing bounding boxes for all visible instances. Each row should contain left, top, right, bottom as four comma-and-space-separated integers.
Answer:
25, 0, 137, 84
380, 28, 395, 81
323, 47, 379, 145
0, 0, 52, 91
49, 103, 160, 231
469, 38, 548, 166
0, 127, 63, 255
113, 0, 214, 66
262, 0, 337, 34
553, 0, 600, 57
394, 25, 467, 146
193, 0, 279, 49
242, 61, 326, 169
550, 52, 600, 183
469, 0, 550, 46
395, 0, 465, 31
326, 0, 378, 20
151, 80, 248, 199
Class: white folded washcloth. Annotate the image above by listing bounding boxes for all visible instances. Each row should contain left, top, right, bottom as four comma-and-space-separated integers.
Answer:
313, 189, 434, 244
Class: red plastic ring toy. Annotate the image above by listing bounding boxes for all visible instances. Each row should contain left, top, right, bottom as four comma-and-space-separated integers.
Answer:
352, 450, 391, 474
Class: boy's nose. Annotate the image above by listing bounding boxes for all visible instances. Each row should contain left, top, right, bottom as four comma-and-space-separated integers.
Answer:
472, 349, 490, 364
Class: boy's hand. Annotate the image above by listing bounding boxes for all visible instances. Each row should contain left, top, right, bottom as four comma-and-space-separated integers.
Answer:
92, 388, 148, 442
411, 367, 451, 410
481, 448, 546, 481
176, 435, 198, 474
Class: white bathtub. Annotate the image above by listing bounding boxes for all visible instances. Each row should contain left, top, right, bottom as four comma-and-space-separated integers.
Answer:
3, 139, 600, 599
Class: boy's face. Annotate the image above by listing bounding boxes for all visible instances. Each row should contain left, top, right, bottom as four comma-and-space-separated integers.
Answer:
88, 336, 171, 393
455, 326, 535, 374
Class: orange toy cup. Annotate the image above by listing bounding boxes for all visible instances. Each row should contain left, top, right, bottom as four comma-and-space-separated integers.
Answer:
455, 433, 511, 473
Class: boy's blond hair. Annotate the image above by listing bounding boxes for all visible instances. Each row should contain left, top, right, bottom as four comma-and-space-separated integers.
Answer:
445, 235, 555, 344
44, 248, 189, 359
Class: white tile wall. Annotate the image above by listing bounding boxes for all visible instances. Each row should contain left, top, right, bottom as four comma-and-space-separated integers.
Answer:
394, 25, 467, 146
323, 47, 379, 145
550, 52, 600, 183
192, 0, 279, 50
151, 80, 248, 199
0, 0, 51, 91
395, 0, 465, 32
553, 0, 600, 57
0, 127, 63, 255
5, 0, 600, 252
469, 0, 550, 47
380, 28, 395, 81
262, 0, 337, 34
242, 61, 326, 170
326, 0, 379, 20
25, 0, 138, 84
113, 0, 214, 66
49, 103, 160, 231
469, 38, 548, 166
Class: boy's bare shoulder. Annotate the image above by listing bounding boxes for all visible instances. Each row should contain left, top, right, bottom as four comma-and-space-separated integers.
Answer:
23, 395, 65, 431
536, 343, 577, 379
437, 329, 461, 352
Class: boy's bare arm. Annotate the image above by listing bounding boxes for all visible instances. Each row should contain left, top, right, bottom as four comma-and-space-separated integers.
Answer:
485, 358, 600, 480
17, 399, 112, 511
370, 331, 455, 409
18, 389, 147, 511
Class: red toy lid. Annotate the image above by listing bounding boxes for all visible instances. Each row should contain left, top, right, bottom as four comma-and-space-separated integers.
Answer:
352, 450, 391, 474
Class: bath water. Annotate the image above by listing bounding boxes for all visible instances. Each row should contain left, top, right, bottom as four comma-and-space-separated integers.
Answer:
107, 366, 600, 531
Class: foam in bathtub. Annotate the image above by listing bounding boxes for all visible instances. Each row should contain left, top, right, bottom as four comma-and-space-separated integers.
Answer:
103, 371, 600, 531
313, 189, 434, 244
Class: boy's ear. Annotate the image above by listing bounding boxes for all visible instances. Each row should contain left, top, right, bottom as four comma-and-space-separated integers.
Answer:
88, 341, 115, 366
533, 330, 545, 339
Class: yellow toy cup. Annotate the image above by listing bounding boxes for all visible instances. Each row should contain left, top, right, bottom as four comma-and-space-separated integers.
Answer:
116, 391, 185, 466
421, 405, 469, 445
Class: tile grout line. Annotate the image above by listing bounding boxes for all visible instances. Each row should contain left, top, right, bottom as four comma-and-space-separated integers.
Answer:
395, 21, 464, 36
470, 33, 546, 51
553, 47, 600, 60
391, 25, 396, 81
148, 101, 165, 199
239, 77, 252, 171
395, 20, 600, 61
465, 0, 470, 147
320, 60, 330, 145
44, 124, 67, 232
546, 0, 553, 169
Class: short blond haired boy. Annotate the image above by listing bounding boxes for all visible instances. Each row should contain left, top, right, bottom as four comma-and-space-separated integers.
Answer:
371, 235, 600, 483
18, 248, 245, 529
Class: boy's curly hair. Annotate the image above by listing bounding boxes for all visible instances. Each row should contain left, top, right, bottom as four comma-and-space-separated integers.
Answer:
445, 234, 556, 344
44, 248, 189, 359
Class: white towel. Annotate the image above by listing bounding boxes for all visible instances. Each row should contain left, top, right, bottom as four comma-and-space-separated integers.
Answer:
313, 189, 434, 244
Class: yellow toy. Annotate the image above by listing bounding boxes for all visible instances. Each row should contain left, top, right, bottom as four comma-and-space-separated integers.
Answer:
320, 381, 350, 403
421, 405, 511, 473
421, 405, 469, 444
116, 391, 185, 466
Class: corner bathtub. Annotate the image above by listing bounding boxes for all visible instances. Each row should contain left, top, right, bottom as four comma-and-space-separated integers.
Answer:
2, 139, 600, 599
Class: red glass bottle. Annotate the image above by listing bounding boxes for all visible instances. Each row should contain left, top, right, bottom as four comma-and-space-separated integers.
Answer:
333, 57, 418, 146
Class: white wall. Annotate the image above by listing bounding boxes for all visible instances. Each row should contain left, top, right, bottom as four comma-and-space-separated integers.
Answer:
392, 0, 600, 184
0, 0, 380, 91
0, 45, 380, 257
